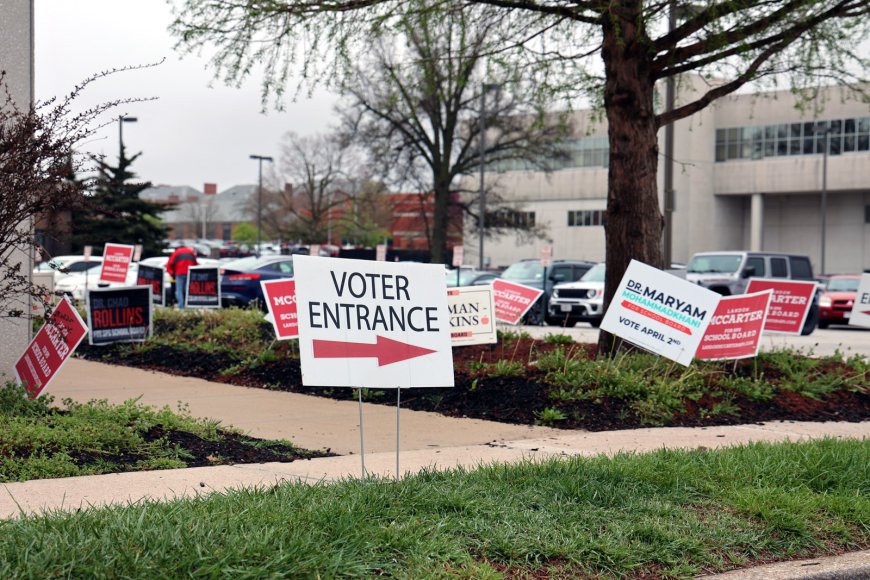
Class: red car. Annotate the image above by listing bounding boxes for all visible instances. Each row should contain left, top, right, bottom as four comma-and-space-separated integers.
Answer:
818, 275, 861, 328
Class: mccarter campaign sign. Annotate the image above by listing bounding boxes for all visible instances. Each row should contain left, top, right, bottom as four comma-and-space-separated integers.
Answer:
600, 260, 721, 366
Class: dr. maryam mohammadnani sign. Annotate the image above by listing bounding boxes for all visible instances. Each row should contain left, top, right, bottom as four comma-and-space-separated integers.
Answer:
600, 260, 721, 366
293, 256, 454, 388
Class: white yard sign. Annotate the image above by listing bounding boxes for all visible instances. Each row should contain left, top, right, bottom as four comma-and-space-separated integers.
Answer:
600, 260, 721, 366
447, 286, 497, 346
849, 274, 870, 328
293, 255, 454, 388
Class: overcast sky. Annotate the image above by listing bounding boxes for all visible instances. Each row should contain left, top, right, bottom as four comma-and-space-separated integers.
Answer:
35, 1, 339, 191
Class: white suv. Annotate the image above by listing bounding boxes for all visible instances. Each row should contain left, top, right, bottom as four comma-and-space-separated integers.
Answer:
546, 263, 606, 327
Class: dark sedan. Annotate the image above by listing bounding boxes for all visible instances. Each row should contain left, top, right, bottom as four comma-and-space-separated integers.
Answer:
219, 256, 295, 308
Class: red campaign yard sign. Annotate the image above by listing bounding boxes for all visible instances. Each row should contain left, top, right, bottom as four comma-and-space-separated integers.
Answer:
14, 298, 88, 399
261, 279, 298, 339
696, 290, 772, 361
100, 243, 134, 283
745, 278, 817, 335
492, 279, 544, 325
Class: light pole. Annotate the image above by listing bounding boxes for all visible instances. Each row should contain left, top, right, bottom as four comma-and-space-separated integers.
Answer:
118, 115, 137, 160
662, 3, 677, 269
478, 83, 501, 270
249, 154, 273, 257
815, 122, 833, 275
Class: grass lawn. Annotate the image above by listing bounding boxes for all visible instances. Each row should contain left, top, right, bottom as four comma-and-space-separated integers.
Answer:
0, 382, 328, 483
0, 439, 867, 578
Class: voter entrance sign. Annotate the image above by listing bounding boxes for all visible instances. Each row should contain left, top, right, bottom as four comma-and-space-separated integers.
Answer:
448, 286, 497, 346
600, 260, 721, 366
100, 243, 134, 283
745, 278, 816, 335
849, 274, 870, 328
293, 256, 454, 388
261, 278, 299, 339
696, 290, 772, 361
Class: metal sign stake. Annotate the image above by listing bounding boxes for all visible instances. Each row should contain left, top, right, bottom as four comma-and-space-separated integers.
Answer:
396, 386, 402, 482
358, 387, 366, 482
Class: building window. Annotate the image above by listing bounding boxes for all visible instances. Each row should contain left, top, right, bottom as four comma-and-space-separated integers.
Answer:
493, 136, 609, 172
715, 116, 870, 162
865, 205, 870, 224
488, 209, 535, 228
568, 209, 605, 227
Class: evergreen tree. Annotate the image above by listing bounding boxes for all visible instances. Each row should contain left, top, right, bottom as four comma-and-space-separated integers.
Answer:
71, 145, 168, 257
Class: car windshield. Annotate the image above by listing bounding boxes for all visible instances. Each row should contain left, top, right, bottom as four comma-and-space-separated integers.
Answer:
687, 255, 742, 274
501, 260, 544, 281
827, 278, 860, 292
581, 263, 606, 282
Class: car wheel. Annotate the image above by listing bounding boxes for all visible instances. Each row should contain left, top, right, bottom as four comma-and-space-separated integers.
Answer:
818, 320, 829, 329
523, 303, 544, 326
800, 306, 818, 336
590, 319, 602, 328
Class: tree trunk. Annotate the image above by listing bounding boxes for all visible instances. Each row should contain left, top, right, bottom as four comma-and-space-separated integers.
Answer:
597, 11, 664, 356
430, 181, 451, 264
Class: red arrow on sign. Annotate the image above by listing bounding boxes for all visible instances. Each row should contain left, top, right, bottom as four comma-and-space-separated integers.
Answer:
313, 335, 436, 366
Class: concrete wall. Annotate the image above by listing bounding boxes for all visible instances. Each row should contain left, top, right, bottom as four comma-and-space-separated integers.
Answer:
0, 0, 34, 379
462, 80, 870, 273
761, 192, 870, 273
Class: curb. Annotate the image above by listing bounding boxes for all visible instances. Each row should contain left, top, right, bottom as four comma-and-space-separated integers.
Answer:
698, 550, 870, 579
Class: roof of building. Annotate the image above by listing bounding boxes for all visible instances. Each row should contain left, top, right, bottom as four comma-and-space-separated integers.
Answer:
151, 184, 257, 224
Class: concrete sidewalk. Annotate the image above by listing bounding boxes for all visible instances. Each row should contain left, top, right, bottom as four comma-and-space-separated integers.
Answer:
3, 358, 868, 520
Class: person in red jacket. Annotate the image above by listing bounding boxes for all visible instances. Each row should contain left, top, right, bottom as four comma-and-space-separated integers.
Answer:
166, 245, 198, 308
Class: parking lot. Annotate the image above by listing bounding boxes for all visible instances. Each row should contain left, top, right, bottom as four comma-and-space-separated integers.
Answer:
515, 323, 870, 358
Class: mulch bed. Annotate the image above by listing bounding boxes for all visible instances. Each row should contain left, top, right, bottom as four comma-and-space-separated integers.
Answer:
76, 338, 870, 432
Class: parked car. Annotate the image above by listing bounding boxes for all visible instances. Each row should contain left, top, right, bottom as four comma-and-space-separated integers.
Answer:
54, 262, 137, 302
219, 255, 295, 308
818, 274, 862, 329
499, 258, 596, 324
445, 268, 499, 287
546, 262, 605, 327
34, 255, 103, 285
686, 251, 819, 335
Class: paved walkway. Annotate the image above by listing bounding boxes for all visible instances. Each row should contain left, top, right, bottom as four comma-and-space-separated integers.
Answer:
4, 358, 869, 519
2, 359, 869, 577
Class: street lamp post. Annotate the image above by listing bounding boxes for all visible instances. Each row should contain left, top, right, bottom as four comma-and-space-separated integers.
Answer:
816, 122, 833, 275
478, 83, 501, 270
662, 4, 677, 269
249, 155, 273, 258
118, 115, 137, 160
